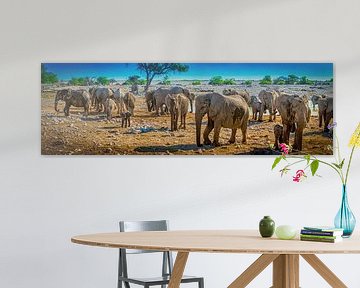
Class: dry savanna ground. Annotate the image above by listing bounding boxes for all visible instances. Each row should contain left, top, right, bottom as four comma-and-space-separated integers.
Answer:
41, 87, 333, 155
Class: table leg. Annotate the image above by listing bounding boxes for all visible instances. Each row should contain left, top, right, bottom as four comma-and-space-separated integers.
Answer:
272, 254, 299, 288
168, 252, 189, 288
228, 254, 279, 288
301, 254, 347, 288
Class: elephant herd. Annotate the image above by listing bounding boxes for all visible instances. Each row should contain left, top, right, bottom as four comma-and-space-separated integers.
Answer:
195, 89, 333, 151
53, 85, 333, 152
55, 87, 135, 127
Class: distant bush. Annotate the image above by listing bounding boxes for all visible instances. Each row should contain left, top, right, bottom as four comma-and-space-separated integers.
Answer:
273, 77, 286, 85
223, 78, 236, 85
159, 75, 171, 85
69, 77, 87, 86
244, 80, 252, 86
123, 75, 146, 85
259, 75, 272, 85
192, 80, 201, 85
298, 76, 314, 85
209, 76, 236, 85
97, 76, 110, 85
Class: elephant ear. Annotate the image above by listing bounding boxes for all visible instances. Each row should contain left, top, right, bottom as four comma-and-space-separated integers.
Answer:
64, 89, 72, 100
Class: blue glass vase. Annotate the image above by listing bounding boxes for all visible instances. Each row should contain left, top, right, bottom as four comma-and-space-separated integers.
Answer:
334, 185, 356, 237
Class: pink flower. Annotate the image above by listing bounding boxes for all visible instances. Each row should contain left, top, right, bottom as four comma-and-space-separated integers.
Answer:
279, 143, 289, 155
293, 169, 306, 182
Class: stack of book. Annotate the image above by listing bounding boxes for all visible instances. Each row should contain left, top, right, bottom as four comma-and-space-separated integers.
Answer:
300, 226, 344, 243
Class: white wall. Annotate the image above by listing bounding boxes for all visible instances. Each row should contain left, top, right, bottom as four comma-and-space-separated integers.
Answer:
1, 0, 360, 287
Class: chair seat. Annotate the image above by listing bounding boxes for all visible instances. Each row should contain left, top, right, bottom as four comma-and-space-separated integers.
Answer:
119, 275, 203, 285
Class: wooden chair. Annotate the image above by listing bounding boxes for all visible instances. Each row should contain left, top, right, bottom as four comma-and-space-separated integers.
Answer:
118, 220, 204, 288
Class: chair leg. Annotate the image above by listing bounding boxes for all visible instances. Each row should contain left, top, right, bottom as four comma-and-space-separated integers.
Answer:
124, 282, 130, 288
199, 278, 204, 288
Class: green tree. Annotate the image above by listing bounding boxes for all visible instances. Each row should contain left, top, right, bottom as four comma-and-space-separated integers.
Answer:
286, 74, 299, 85
260, 75, 272, 85
97, 76, 110, 85
298, 76, 314, 85
41, 64, 58, 84
192, 80, 201, 85
244, 80, 252, 86
137, 63, 189, 92
69, 77, 87, 86
209, 76, 224, 85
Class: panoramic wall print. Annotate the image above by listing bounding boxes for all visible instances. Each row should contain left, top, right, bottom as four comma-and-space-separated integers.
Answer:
41, 63, 334, 155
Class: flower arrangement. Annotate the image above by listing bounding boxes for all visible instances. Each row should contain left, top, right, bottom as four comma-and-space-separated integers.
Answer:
271, 122, 360, 236
272, 122, 360, 186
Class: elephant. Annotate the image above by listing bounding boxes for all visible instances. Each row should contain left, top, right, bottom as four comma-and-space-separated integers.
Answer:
153, 88, 171, 115
311, 94, 326, 110
93, 87, 113, 112
318, 96, 333, 132
54, 89, 69, 112
195, 93, 249, 147
121, 111, 131, 128
169, 86, 195, 113
145, 90, 155, 112
123, 92, 136, 116
105, 98, 117, 120
61, 89, 91, 117
258, 90, 279, 122
165, 93, 190, 131
273, 124, 284, 150
275, 93, 311, 151
250, 95, 261, 120
223, 89, 251, 105
130, 83, 139, 95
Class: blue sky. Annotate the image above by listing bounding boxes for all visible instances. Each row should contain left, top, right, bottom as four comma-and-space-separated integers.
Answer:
43, 63, 333, 81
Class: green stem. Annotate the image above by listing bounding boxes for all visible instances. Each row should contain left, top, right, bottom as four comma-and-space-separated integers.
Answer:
345, 145, 356, 185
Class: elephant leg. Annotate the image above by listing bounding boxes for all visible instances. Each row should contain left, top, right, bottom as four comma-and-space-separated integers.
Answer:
318, 111, 323, 127
293, 128, 303, 151
268, 108, 273, 122
203, 118, 214, 145
64, 103, 70, 116
283, 124, 290, 145
241, 121, 247, 144
213, 120, 222, 146
174, 112, 179, 131
324, 113, 332, 132
229, 129, 237, 144
259, 105, 264, 121
190, 100, 193, 113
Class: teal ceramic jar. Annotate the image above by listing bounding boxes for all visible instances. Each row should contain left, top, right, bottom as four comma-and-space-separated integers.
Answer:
259, 216, 275, 238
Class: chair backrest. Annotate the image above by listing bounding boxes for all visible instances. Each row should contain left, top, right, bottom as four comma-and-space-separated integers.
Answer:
119, 220, 169, 254
118, 220, 174, 282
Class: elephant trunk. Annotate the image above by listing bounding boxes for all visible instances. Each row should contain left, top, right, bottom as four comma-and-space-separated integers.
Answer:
195, 112, 203, 147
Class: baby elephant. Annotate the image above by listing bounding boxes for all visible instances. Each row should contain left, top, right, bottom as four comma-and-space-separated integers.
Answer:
165, 93, 189, 131
273, 124, 284, 150
250, 95, 261, 121
121, 111, 131, 128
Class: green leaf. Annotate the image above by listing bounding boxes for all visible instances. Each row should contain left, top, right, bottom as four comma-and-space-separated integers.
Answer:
339, 159, 345, 169
272, 156, 283, 170
310, 160, 319, 176
304, 154, 311, 164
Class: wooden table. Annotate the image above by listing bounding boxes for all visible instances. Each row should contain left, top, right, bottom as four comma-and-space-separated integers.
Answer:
71, 230, 360, 288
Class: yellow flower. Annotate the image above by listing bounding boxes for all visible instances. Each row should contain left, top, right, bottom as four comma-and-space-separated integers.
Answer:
349, 122, 360, 147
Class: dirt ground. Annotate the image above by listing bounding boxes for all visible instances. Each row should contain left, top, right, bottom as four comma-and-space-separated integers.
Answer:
41, 88, 333, 155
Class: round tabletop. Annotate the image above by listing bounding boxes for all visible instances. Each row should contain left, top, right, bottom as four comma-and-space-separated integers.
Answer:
71, 230, 360, 254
